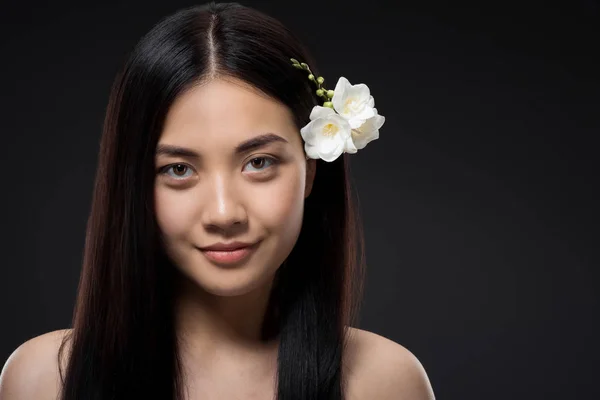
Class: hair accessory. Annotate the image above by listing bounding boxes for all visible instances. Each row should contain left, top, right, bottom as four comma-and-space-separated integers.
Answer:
291, 58, 385, 162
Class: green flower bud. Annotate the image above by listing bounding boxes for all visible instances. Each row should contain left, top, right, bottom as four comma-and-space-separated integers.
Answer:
316, 89, 324, 96
324, 101, 334, 108
317, 76, 324, 84
292, 64, 303, 69
290, 58, 299, 64
308, 74, 315, 81
327, 90, 334, 98
300, 62, 308, 69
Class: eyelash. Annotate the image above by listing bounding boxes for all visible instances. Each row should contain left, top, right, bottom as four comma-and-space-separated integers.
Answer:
157, 156, 280, 181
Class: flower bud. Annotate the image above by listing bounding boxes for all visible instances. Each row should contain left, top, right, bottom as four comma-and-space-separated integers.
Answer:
316, 89, 324, 96
324, 101, 334, 108
317, 76, 324, 84
300, 62, 308, 69
308, 74, 315, 81
327, 90, 334, 98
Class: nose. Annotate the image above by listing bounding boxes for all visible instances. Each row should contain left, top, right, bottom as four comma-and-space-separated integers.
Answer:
200, 174, 248, 233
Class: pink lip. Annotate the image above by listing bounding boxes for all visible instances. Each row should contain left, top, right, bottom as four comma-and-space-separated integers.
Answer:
199, 242, 259, 265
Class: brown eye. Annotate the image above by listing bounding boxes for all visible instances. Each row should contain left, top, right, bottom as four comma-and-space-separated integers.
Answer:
243, 156, 278, 173
172, 164, 188, 176
250, 158, 265, 169
159, 163, 194, 180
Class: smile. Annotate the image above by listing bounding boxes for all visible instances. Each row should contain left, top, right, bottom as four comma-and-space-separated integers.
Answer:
198, 241, 260, 266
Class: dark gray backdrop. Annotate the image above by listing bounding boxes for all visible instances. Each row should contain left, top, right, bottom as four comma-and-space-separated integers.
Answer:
0, 1, 598, 399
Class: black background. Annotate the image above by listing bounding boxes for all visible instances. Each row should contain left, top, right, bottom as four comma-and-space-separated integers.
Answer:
0, 1, 598, 399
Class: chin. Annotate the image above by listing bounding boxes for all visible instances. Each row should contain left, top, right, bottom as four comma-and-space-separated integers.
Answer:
201, 280, 269, 297
175, 253, 279, 298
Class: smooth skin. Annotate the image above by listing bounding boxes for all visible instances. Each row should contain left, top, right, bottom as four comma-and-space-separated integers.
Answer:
0, 78, 435, 400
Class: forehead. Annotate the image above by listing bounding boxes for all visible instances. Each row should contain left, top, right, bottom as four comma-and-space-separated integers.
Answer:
159, 77, 301, 150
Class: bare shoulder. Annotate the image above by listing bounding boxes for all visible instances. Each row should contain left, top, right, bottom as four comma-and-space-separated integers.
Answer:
0, 329, 72, 400
344, 327, 436, 400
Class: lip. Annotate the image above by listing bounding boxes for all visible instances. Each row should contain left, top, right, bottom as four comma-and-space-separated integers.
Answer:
198, 241, 260, 265
200, 241, 256, 251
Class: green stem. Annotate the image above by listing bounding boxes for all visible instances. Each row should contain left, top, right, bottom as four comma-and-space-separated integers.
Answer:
295, 60, 331, 104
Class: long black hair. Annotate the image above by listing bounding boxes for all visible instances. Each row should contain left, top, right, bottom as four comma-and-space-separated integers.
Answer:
58, 2, 365, 399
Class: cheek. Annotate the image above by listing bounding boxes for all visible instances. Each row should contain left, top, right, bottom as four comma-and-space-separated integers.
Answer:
154, 186, 197, 240
251, 165, 306, 236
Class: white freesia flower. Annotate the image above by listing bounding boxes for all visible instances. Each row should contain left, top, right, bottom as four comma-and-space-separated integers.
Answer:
300, 106, 355, 162
351, 108, 385, 150
291, 58, 385, 161
331, 77, 376, 129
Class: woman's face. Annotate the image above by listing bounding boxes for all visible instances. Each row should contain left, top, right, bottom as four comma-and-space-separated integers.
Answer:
154, 77, 315, 297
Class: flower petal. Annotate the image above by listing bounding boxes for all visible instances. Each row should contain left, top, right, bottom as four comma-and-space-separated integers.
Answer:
344, 136, 358, 154
347, 106, 376, 129
304, 143, 321, 159
318, 140, 346, 162
351, 111, 385, 150
300, 109, 352, 162
347, 83, 370, 103
332, 77, 351, 114
309, 105, 336, 121
300, 119, 320, 142
367, 96, 375, 108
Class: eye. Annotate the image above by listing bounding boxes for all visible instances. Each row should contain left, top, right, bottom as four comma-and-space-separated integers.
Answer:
158, 163, 194, 180
243, 156, 278, 173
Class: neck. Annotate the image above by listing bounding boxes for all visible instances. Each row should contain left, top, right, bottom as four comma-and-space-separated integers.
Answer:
173, 272, 280, 366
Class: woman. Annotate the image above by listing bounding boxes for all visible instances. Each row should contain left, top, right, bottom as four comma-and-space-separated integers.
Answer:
0, 2, 435, 399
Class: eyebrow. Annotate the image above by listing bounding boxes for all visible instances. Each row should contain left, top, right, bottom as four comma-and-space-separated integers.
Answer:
155, 133, 289, 159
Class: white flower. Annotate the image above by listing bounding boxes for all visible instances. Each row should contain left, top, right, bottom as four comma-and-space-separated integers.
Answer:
293, 64, 385, 162
351, 108, 385, 150
331, 77, 376, 129
300, 106, 355, 162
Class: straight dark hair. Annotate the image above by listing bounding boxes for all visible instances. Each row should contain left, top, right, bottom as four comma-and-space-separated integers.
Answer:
58, 2, 365, 399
